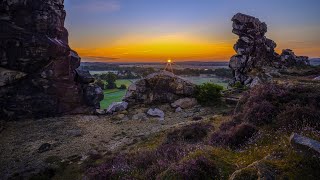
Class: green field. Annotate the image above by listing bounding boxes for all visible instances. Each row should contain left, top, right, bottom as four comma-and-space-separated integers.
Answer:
100, 77, 228, 109
100, 79, 135, 109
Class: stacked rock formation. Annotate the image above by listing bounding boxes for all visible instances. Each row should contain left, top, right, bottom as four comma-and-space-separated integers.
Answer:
124, 71, 196, 105
229, 13, 310, 86
280, 49, 310, 67
0, 0, 103, 119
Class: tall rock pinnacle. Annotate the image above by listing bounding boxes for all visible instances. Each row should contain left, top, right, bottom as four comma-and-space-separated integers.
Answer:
229, 13, 310, 86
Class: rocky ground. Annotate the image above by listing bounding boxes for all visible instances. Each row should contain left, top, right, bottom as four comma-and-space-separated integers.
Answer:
0, 104, 223, 179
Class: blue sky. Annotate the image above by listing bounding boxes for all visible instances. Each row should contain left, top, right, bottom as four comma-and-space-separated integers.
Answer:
64, 0, 320, 61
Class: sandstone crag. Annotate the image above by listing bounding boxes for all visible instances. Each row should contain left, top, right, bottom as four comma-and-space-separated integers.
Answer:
229, 13, 310, 86
0, 0, 103, 119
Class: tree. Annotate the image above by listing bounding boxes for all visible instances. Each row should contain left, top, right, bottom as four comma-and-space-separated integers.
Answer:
103, 72, 117, 89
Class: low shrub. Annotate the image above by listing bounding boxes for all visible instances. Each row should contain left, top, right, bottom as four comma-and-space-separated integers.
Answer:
211, 123, 258, 149
277, 104, 320, 130
166, 123, 213, 144
242, 100, 277, 126
195, 83, 223, 106
86, 144, 195, 179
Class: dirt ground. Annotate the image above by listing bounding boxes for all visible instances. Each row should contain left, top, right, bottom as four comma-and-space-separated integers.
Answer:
0, 105, 219, 179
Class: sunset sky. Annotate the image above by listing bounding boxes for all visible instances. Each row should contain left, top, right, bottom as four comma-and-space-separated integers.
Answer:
64, 0, 320, 62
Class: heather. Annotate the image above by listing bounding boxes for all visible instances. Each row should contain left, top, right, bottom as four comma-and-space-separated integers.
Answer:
85, 122, 217, 179
210, 123, 258, 149
233, 83, 320, 130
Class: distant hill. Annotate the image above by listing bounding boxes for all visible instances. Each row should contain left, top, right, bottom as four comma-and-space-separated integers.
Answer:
310, 58, 320, 66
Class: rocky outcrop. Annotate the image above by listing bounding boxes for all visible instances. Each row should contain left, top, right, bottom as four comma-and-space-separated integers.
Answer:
229, 13, 310, 86
290, 133, 320, 157
124, 71, 196, 105
280, 49, 310, 67
0, 0, 103, 119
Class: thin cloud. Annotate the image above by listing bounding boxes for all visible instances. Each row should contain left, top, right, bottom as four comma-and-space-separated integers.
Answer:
72, 0, 120, 13
82, 56, 119, 62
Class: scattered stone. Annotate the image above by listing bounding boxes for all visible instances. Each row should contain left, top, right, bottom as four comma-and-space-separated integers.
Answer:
66, 129, 82, 137
38, 143, 52, 153
290, 133, 320, 157
107, 101, 129, 114
132, 113, 149, 121
171, 98, 198, 109
124, 71, 196, 105
95, 109, 106, 115
175, 107, 183, 113
147, 108, 165, 120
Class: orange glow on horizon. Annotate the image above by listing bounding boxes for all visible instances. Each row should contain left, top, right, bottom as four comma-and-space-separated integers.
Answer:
72, 34, 235, 62
72, 33, 320, 62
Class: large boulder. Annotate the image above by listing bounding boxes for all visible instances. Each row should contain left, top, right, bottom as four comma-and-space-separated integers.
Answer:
229, 13, 309, 87
0, 0, 103, 119
124, 71, 196, 105
290, 133, 320, 157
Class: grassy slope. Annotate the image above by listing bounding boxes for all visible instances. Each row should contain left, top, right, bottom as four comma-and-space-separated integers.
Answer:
100, 79, 134, 109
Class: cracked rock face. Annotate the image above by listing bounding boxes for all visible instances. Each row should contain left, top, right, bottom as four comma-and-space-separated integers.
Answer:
229, 13, 310, 86
0, 0, 103, 119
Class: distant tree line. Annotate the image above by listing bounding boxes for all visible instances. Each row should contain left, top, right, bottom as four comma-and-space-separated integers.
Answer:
94, 72, 127, 90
